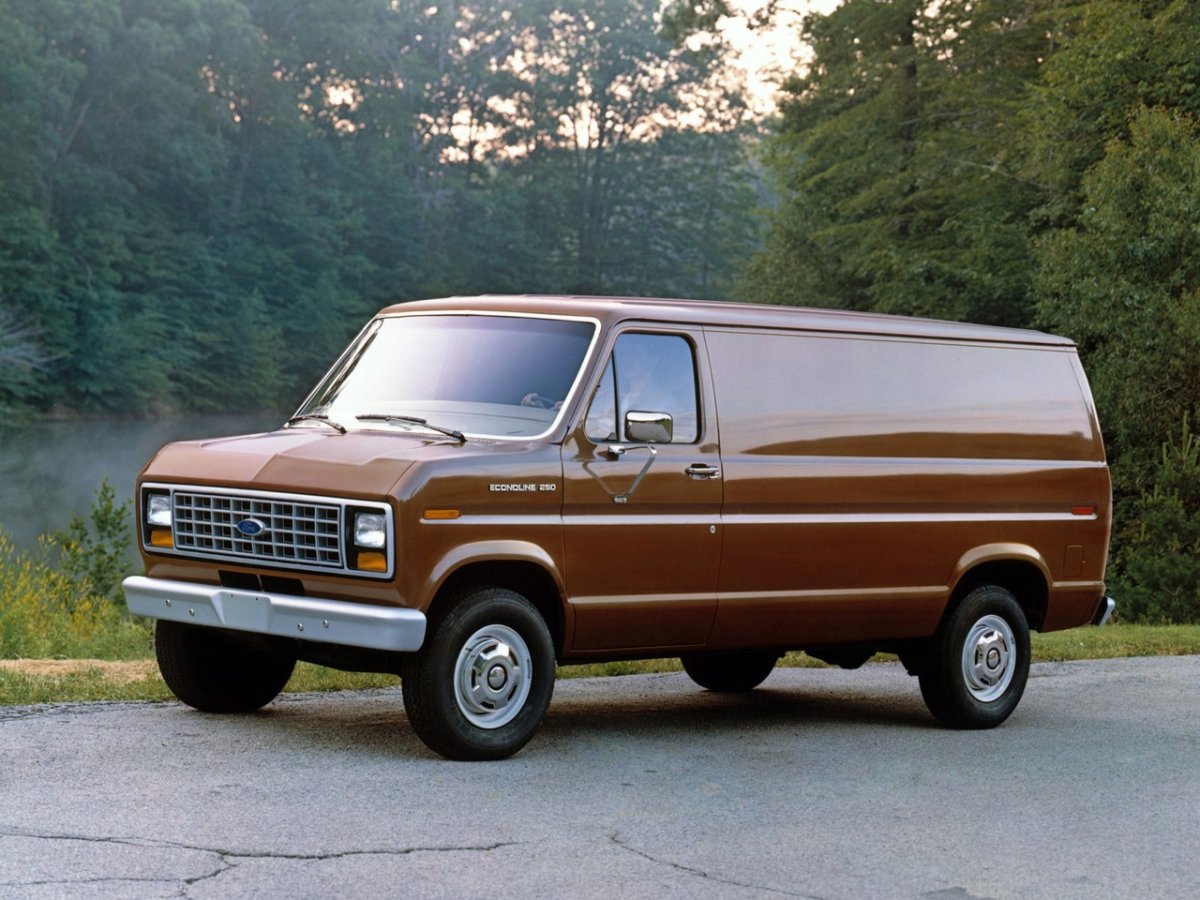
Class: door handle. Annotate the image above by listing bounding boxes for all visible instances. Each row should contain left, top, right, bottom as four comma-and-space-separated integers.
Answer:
684, 464, 720, 480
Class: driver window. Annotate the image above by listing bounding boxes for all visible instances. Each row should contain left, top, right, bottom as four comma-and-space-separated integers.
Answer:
585, 333, 699, 443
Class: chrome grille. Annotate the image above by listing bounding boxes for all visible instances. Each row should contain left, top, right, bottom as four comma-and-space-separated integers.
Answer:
172, 491, 343, 569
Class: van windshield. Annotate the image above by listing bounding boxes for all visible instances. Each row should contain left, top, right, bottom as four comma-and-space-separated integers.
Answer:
294, 314, 597, 439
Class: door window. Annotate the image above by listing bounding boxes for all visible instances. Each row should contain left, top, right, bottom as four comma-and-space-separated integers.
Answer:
585, 333, 699, 443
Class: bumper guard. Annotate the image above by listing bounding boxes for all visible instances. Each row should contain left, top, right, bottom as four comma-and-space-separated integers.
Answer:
1091, 596, 1116, 627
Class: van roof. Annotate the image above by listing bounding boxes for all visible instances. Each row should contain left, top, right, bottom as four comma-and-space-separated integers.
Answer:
378, 294, 1073, 347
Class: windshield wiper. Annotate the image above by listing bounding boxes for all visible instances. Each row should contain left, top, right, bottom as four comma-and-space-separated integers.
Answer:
285, 413, 346, 434
356, 414, 466, 443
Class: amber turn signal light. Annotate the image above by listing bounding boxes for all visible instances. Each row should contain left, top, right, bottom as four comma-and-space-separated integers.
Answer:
149, 527, 174, 548
355, 551, 388, 572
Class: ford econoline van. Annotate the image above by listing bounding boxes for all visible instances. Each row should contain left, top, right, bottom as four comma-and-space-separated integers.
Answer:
123, 295, 1113, 759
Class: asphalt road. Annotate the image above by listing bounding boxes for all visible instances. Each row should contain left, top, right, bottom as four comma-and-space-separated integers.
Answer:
2, 656, 1197, 899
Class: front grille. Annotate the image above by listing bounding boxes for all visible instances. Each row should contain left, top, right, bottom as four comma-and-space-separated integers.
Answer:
173, 491, 344, 569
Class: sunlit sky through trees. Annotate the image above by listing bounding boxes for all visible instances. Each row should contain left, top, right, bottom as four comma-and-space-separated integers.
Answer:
721, 0, 840, 113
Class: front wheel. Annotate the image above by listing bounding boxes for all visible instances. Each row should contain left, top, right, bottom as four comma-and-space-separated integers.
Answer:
402, 587, 555, 760
918, 585, 1030, 729
155, 621, 296, 713
680, 650, 779, 692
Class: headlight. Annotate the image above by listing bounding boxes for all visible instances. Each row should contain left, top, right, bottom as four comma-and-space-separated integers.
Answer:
146, 493, 172, 527
353, 512, 387, 549
143, 490, 174, 548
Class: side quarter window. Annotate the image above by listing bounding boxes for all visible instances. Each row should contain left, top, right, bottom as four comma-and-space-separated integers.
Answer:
585, 333, 699, 443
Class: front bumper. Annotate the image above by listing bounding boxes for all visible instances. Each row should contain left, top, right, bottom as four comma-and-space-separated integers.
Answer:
122, 576, 426, 652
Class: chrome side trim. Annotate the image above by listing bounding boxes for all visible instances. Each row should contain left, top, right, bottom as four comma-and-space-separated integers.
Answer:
712, 585, 945, 605
122, 576, 425, 652
1091, 596, 1116, 627
723, 511, 1097, 525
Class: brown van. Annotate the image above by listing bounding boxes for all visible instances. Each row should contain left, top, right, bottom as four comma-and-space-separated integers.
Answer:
123, 295, 1113, 759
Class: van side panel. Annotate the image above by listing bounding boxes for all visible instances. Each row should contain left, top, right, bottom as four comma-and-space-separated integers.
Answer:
705, 328, 1109, 648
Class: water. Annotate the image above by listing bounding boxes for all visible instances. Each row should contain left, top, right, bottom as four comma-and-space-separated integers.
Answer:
0, 413, 282, 553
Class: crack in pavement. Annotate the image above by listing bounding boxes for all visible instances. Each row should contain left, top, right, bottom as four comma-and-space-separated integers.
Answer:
608, 832, 822, 899
1, 826, 522, 894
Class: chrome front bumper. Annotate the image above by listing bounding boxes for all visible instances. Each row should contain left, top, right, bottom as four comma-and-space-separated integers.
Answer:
122, 576, 426, 652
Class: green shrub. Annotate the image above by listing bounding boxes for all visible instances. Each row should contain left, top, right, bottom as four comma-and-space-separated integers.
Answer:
1, 478, 147, 658
48, 477, 133, 606
0, 528, 150, 660
1113, 418, 1200, 623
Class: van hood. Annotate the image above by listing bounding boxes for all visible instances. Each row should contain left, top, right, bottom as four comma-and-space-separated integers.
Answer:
140, 429, 464, 498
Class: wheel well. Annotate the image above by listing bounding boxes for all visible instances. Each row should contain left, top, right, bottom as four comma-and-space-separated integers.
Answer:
432, 561, 565, 654
951, 560, 1048, 631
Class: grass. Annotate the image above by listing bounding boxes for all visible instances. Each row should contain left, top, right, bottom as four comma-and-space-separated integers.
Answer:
2, 624, 1197, 707
0, 661, 400, 707
0, 664, 175, 706
1031, 623, 1200, 660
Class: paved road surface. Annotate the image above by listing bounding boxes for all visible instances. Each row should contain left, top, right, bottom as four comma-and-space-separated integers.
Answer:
2, 656, 1198, 899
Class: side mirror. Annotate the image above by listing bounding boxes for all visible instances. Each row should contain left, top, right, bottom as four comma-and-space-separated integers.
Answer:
625, 410, 673, 444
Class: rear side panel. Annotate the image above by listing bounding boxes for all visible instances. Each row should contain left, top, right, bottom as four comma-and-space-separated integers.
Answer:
705, 327, 1110, 647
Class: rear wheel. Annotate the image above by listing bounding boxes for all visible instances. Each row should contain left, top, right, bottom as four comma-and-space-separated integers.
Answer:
680, 650, 779, 692
155, 621, 296, 713
918, 585, 1030, 729
402, 587, 555, 760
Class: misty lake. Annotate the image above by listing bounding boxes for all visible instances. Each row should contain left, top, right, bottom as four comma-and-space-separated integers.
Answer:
0, 413, 281, 555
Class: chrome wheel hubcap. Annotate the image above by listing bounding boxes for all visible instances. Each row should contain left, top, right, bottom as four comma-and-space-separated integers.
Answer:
962, 614, 1016, 703
454, 624, 532, 729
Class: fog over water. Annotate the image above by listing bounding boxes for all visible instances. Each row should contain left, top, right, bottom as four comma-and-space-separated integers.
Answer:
0, 413, 280, 555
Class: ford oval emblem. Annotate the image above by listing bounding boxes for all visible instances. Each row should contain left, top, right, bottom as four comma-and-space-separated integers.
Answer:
236, 517, 267, 538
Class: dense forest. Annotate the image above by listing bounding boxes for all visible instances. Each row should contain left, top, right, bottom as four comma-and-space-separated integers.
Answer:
2, 0, 1199, 619
0, 0, 760, 414
744, 0, 1200, 620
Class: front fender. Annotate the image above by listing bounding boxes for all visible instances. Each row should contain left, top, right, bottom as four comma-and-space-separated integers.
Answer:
421, 540, 566, 609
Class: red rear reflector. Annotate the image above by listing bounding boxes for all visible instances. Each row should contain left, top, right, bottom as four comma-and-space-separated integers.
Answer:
1071, 506, 1095, 517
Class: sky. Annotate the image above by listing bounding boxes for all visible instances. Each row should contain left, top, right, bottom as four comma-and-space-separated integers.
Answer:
720, 0, 842, 114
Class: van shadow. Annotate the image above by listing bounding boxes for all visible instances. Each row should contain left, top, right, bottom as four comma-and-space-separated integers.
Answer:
220, 674, 936, 761
541, 679, 935, 743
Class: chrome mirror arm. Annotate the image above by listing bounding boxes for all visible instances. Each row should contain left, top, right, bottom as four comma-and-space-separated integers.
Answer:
602, 443, 658, 503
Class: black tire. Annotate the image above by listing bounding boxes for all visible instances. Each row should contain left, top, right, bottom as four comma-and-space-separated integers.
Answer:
155, 620, 296, 713
680, 650, 779, 692
918, 584, 1030, 729
401, 587, 555, 761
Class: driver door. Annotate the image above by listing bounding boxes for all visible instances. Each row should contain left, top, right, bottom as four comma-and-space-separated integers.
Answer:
562, 328, 723, 653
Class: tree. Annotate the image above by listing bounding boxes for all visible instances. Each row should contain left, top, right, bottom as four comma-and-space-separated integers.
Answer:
595, 129, 760, 299
0, 298, 50, 415
1118, 418, 1200, 622
744, 0, 922, 311
748, 0, 1200, 619
1034, 106, 1200, 622
1023, 0, 1200, 228
1035, 107, 1200, 490
745, 0, 1055, 327
0, 0, 762, 417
